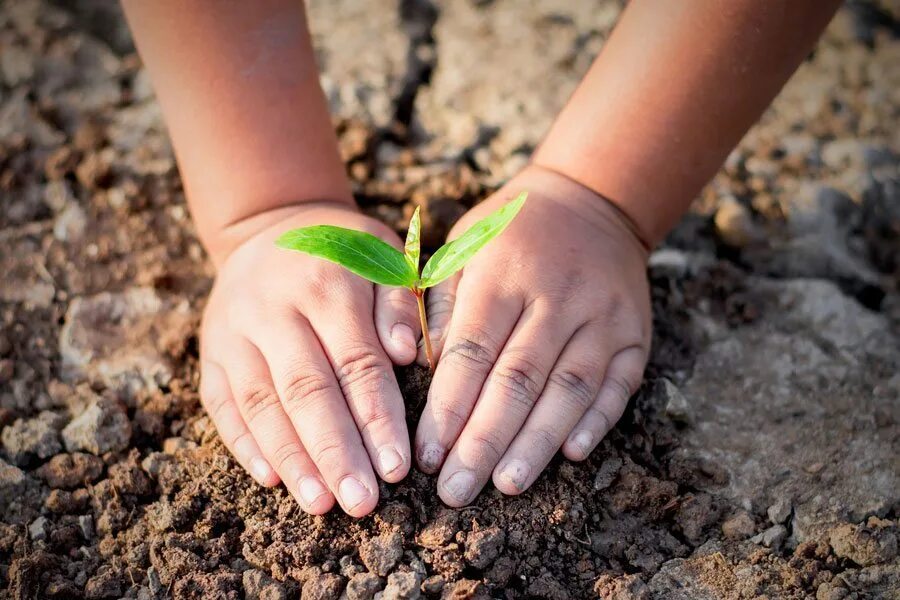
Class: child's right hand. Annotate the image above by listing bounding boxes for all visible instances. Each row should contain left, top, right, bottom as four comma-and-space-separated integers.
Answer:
198, 203, 421, 517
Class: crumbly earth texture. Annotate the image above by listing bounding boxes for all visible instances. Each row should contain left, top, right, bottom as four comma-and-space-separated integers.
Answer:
1, 1, 898, 598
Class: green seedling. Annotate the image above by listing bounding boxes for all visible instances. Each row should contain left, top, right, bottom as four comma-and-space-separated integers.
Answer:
276, 192, 527, 370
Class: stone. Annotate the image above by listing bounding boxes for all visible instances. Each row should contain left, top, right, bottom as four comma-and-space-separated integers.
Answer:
29, 515, 48, 541
78, 514, 94, 540
381, 571, 421, 600
2, 411, 64, 465
828, 519, 898, 567
243, 569, 288, 600
593, 456, 624, 492
345, 572, 382, 600
59, 288, 193, 395
35, 452, 104, 488
766, 498, 792, 525
0, 457, 27, 505
721, 512, 756, 540
713, 197, 759, 248
464, 527, 506, 569
359, 530, 403, 576
751, 525, 787, 549
660, 379, 691, 425
53, 201, 88, 242
61, 397, 131, 455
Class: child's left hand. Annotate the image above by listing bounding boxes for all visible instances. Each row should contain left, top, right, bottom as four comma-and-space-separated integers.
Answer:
414, 165, 652, 506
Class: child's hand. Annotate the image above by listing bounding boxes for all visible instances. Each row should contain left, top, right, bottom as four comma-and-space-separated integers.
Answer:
199, 203, 421, 517
415, 166, 651, 506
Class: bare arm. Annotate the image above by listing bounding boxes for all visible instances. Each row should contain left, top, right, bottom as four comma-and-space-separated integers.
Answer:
534, 0, 842, 247
121, 0, 351, 264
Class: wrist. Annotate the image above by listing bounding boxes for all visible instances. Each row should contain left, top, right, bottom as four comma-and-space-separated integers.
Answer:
202, 198, 357, 267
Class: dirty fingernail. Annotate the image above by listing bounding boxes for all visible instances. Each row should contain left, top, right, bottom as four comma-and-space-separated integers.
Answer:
250, 457, 272, 482
498, 459, 530, 492
571, 430, 593, 457
378, 445, 405, 476
418, 443, 445, 472
298, 476, 328, 507
339, 477, 371, 510
442, 469, 476, 503
391, 323, 416, 353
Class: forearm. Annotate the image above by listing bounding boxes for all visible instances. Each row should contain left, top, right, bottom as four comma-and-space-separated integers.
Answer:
122, 0, 351, 264
534, 0, 841, 247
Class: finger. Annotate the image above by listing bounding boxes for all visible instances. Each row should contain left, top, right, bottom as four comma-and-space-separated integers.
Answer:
311, 293, 411, 484
435, 310, 571, 506
220, 336, 336, 515
561, 345, 646, 461
251, 313, 381, 516
199, 359, 279, 487
416, 272, 460, 367
414, 281, 522, 474
375, 284, 420, 365
491, 326, 624, 495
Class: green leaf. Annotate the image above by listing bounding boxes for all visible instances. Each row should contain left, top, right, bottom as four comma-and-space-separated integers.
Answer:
276, 225, 418, 287
419, 192, 527, 289
404, 206, 421, 273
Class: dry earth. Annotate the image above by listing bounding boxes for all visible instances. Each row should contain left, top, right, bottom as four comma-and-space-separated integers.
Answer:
1, 1, 898, 598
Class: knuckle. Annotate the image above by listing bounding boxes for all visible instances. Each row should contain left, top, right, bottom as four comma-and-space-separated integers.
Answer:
549, 366, 597, 410
529, 426, 559, 457
603, 374, 634, 405
469, 430, 505, 464
586, 403, 613, 434
381, 287, 417, 313
491, 355, 545, 412
431, 395, 470, 432
444, 330, 497, 372
308, 434, 345, 467
357, 398, 394, 438
428, 290, 456, 318
281, 368, 335, 411
336, 346, 389, 395
308, 264, 357, 306
239, 383, 280, 422
227, 430, 253, 453
270, 439, 306, 472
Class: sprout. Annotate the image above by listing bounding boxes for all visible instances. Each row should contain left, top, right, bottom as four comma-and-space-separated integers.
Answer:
276, 192, 527, 370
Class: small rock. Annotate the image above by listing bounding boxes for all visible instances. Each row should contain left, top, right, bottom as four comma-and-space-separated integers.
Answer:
61, 397, 131, 455
593, 456, 624, 491
29, 516, 48, 541
417, 510, 459, 548
2, 411, 65, 465
714, 197, 759, 248
300, 572, 343, 600
722, 511, 756, 540
53, 202, 88, 242
464, 526, 506, 569
161, 436, 196, 454
767, 498, 792, 525
660, 379, 691, 425
84, 567, 123, 599
828, 518, 898, 567
36, 452, 104, 488
141, 451, 172, 477
243, 568, 288, 600
420, 575, 444, 596
78, 514, 94, 540
648, 249, 690, 278
751, 524, 788, 549
0, 457, 28, 505
816, 581, 849, 600
345, 572, 382, 600
359, 530, 403, 577
381, 571, 422, 600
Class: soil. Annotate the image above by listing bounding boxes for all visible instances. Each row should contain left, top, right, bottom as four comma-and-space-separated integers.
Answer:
1, 1, 899, 599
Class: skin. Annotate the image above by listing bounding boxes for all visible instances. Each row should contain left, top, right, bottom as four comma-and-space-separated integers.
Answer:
122, 0, 841, 514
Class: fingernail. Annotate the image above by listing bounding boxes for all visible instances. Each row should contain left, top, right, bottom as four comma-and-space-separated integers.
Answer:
498, 459, 530, 492
442, 469, 476, 503
418, 443, 445, 472
378, 445, 405, 476
297, 476, 328, 507
339, 477, 372, 510
250, 457, 273, 482
571, 430, 593, 457
390, 323, 416, 353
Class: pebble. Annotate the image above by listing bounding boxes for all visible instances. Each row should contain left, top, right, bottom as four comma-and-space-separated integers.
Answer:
381, 571, 422, 600
61, 397, 131, 455
660, 379, 691, 425
751, 524, 788, 549
36, 452, 104, 488
78, 514, 94, 540
243, 568, 288, 600
53, 201, 88, 242
345, 572, 383, 600
714, 197, 759, 248
464, 527, 506, 569
593, 456, 624, 492
0, 457, 28, 506
29, 515, 48, 541
721, 511, 756, 540
767, 498, 792, 525
359, 531, 403, 577
1, 411, 64, 465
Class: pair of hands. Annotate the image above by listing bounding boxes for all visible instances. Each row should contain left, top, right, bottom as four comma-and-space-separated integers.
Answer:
199, 166, 651, 517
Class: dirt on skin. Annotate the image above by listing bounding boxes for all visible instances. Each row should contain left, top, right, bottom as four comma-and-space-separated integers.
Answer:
2, 1, 899, 599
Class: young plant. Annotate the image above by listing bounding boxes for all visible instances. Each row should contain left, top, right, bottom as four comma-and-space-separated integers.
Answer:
275, 192, 527, 370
